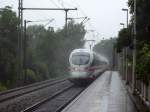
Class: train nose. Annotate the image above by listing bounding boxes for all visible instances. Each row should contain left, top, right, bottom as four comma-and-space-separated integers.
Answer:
70, 71, 88, 78
69, 67, 91, 78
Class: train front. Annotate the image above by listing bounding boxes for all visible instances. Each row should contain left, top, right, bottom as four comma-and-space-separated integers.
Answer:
68, 49, 94, 85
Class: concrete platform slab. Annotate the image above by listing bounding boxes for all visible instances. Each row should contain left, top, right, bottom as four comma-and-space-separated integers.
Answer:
62, 71, 137, 112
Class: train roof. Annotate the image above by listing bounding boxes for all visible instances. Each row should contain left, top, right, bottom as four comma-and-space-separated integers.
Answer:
70, 48, 109, 64
71, 49, 91, 53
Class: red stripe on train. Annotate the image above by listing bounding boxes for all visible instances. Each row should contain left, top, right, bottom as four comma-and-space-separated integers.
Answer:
68, 65, 105, 72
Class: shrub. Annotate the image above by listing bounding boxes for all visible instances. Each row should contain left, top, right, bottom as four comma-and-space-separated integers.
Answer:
25, 69, 37, 84
0, 83, 7, 91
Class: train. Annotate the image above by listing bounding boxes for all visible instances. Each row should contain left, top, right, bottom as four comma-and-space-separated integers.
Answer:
68, 48, 109, 85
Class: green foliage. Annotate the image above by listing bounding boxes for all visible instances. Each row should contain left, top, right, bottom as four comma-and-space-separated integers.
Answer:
128, 0, 150, 84
116, 27, 132, 53
115, 0, 150, 84
25, 20, 85, 80
0, 6, 85, 90
128, 0, 150, 41
0, 83, 7, 91
32, 62, 49, 80
136, 43, 150, 85
25, 69, 37, 84
0, 6, 19, 88
94, 38, 116, 64
118, 0, 150, 84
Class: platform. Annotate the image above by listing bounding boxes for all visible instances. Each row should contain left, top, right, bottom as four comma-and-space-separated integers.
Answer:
62, 71, 137, 112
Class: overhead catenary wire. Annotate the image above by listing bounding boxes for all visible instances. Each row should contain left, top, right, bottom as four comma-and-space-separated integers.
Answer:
69, 0, 99, 42
23, 0, 56, 27
44, 19, 54, 27
58, 0, 65, 8
26, 18, 54, 23
56, 0, 83, 24
71, 0, 87, 17
54, 0, 88, 26
50, 0, 60, 8
25, 18, 55, 28
0, 0, 17, 10
70, 0, 96, 30
58, 0, 76, 8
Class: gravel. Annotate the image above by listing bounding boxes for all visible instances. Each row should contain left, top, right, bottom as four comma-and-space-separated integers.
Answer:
0, 80, 72, 112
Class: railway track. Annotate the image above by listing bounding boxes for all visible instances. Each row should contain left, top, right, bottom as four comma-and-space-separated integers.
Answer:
0, 78, 66, 103
21, 85, 84, 112
0, 78, 78, 112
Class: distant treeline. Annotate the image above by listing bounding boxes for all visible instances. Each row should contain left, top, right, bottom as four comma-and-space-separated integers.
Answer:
94, 38, 116, 65
0, 6, 86, 91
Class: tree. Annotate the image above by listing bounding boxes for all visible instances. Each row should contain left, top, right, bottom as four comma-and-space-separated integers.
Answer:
25, 20, 86, 80
116, 27, 132, 52
94, 38, 116, 64
128, 0, 150, 84
128, 0, 150, 41
0, 7, 86, 90
0, 6, 19, 88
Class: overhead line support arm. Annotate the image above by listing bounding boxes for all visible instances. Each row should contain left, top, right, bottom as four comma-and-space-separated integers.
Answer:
22, 7, 77, 37
22, 8, 77, 11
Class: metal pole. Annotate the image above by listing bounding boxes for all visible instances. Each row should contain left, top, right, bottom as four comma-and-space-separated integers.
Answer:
65, 9, 68, 37
18, 0, 23, 84
22, 8, 77, 37
120, 22, 125, 79
113, 45, 115, 70
123, 48, 125, 79
127, 10, 128, 28
21, 0, 23, 76
122, 8, 128, 28
126, 9, 129, 84
132, 0, 136, 93
85, 40, 95, 50
24, 20, 27, 83
122, 8, 129, 84
23, 8, 77, 11
125, 47, 128, 84
18, 0, 21, 63
120, 23, 125, 28
89, 42, 92, 50
126, 10, 129, 84
21, 0, 23, 83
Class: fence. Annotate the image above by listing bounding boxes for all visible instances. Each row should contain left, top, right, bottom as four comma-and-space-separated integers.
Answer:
116, 51, 150, 109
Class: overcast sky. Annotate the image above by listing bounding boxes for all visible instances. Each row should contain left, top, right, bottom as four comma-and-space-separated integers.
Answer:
0, 0, 129, 41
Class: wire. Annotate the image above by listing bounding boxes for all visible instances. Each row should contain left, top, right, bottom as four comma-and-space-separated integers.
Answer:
44, 19, 54, 27
61, 0, 76, 8
49, 0, 60, 8
71, 0, 97, 32
72, 0, 87, 17
57, 0, 65, 8
28, 18, 54, 23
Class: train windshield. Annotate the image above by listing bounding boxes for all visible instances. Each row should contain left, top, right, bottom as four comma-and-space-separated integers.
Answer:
72, 52, 90, 65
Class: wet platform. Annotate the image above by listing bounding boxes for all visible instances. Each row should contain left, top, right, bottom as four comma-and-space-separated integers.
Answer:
62, 71, 137, 112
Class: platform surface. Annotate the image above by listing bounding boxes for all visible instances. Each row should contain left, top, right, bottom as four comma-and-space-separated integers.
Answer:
62, 71, 137, 112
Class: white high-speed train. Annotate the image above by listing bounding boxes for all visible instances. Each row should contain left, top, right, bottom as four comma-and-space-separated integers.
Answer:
68, 49, 109, 85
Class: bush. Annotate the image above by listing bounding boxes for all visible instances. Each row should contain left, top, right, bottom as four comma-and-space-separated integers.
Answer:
136, 43, 150, 85
25, 69, 37, 84
32, 62, 49, 80
0, 83, 7, 91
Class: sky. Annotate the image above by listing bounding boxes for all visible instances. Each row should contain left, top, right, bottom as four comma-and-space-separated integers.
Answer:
0, 0, 129, 42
